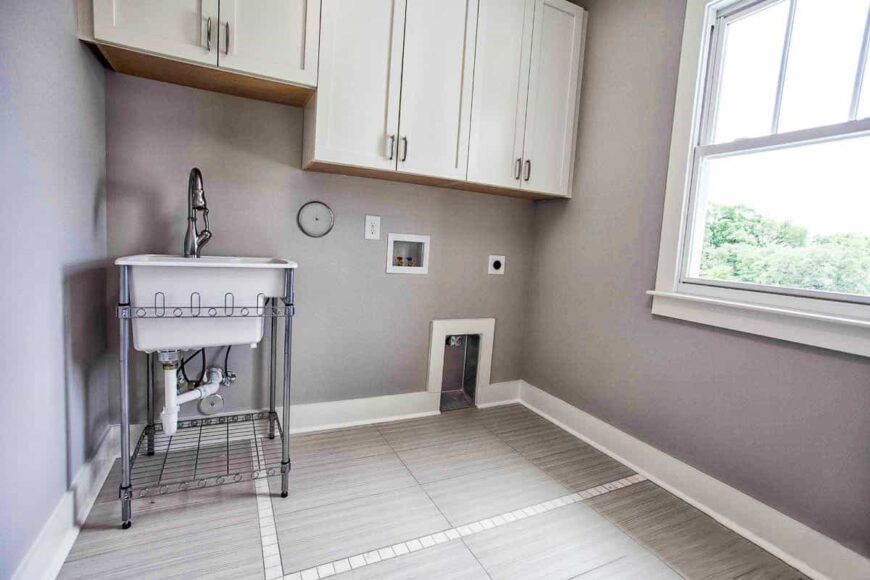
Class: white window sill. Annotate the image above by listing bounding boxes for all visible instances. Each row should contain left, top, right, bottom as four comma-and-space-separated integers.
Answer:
648, 290, 870, 358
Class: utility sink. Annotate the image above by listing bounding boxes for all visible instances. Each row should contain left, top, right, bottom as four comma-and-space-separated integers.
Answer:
116, 255, 297, 352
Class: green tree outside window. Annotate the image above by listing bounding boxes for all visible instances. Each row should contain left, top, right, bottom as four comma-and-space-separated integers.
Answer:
699, 204, 870, 296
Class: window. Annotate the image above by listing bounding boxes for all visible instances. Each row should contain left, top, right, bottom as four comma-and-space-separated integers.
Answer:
651, 0, 870, 357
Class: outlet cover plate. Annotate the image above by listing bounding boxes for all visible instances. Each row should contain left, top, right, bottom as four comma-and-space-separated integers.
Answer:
488, 255, 506, 275
365, 215, 381, 240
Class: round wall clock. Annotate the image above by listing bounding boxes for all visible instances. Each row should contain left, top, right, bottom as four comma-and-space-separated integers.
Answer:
296, 201, 335, 238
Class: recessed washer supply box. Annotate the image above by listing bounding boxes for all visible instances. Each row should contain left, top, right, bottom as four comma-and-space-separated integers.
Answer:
386, 233, 431, 274
116, 255, 297, 352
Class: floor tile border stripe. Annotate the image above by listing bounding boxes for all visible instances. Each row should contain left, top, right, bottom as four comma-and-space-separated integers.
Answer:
252, 439, 284, 580
283, 474, 647, 580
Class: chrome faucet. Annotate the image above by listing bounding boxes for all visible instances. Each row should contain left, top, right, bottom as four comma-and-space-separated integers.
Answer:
183, 168, 212, 258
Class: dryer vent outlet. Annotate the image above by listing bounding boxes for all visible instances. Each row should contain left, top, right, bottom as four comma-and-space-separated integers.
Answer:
488, 255, 506, 275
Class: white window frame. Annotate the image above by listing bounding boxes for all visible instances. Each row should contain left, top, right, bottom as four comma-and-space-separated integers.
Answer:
650, 0, 870, 358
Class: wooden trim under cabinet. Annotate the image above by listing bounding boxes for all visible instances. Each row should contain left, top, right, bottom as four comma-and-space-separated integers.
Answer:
305, 161, 567, 201
98, 44, 315, 108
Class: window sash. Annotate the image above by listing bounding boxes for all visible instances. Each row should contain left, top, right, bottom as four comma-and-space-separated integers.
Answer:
679, 0, 870, 305
702, 0, 870, 147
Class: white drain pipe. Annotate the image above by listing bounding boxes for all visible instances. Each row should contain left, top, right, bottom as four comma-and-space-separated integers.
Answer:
161, 364, 224, 437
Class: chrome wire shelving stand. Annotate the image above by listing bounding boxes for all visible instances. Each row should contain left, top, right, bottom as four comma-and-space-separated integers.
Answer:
130, 411, 284, 498
116, 267, 295, 530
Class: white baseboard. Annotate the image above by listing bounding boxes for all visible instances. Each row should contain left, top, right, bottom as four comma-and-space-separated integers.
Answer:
516, 381, 870, 580
475, 379, 522, 408
13, 426, 117, 580
281, 391, 441, 433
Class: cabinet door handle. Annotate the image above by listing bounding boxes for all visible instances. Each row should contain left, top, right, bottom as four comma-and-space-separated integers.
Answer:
514, 158, 522, 180
206, 17, 212, 51
524, 160, 531, 182
401, 137, 408, 162
224, 22, 230, 54
386, 135, 396, 160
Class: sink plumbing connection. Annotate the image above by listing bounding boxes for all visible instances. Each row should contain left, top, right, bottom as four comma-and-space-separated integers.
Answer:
157, 349, 237, 436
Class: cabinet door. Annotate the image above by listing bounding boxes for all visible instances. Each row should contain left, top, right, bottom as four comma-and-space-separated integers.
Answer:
312, 0, 405, 170
467, 0, 534, 189
521, 0, 586, 197
93, 0, 219, 66
217, 0, 319, 86
397, 0, 478, 180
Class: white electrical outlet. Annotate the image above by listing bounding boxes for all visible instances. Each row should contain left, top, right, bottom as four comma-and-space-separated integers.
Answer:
488, 255, 506, 275
365, 215, 381, 240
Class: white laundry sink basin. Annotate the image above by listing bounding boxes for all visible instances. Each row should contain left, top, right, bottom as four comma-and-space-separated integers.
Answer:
116, 255, 297, 352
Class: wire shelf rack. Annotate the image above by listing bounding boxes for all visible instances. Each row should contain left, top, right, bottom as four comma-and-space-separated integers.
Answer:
130, 411, 283, 498
118, 292, 292, 320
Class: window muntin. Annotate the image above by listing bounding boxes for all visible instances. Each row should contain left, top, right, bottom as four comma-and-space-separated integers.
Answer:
858, 37, 870, 118
683, 0, 870, 302
778, 0, 869, 133
710, 1, 790, 144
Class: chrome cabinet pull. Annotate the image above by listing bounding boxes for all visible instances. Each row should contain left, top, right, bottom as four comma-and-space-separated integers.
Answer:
514, 158, 522, 180
524, 159, 531, 182
401, 137, 408, 162
387, 135, 396, 160
224, 22, 230, 54
206, 17, 212, 51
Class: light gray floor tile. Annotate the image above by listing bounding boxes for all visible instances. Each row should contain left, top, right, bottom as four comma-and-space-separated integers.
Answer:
64, 412, 806, 580
289, 425, 394, 469
396, 434, 526, 484
476, 404, 551, 435
60, 479, 263, 580
268, 450, 417, 513
571, 550, 681, 580
530, 441, 635, 491
377, 411, 492, 452
494, 420, 589, 460
338, 541, 490, 580
423, 456, 569, 525
586, 482, 806, 580
464, 501, 664, 580
275, 485, 450, 573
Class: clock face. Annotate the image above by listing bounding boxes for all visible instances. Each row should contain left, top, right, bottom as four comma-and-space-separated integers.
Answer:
296, 201, 335, 238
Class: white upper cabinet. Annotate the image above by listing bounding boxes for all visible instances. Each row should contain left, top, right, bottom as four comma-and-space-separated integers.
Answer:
306, 0, 405, 170
217, 0, 319, 85
93, 0, 219, 66
91, 0, 319, 87
467, 0, 534, 189
88, 0, 585, 199
467, 0, 585, 197
521, 0, 586, 197
306, 0, 478, 182
396, 0, 478, 180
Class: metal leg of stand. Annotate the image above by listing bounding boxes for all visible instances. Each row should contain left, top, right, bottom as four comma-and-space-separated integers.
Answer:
280, 270, 295, 498
146, 352, 155, 455
119, 266, 133, 529
269, 299, 277, 439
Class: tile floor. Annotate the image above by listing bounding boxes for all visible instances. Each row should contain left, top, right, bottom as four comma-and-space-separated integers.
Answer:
59, 404, 806, 579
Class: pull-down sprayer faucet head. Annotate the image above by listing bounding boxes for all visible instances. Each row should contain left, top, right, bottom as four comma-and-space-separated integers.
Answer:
190, 169, 207, 210
184, 168, 212, 258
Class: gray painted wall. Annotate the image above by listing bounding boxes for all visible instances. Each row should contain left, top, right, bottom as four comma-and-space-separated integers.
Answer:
0, 1, 107, 576
105, 73, 534, 422
527, 0, 870, 558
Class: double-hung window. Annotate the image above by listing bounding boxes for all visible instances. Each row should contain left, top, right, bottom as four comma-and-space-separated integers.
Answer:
651, 0, 870, 357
